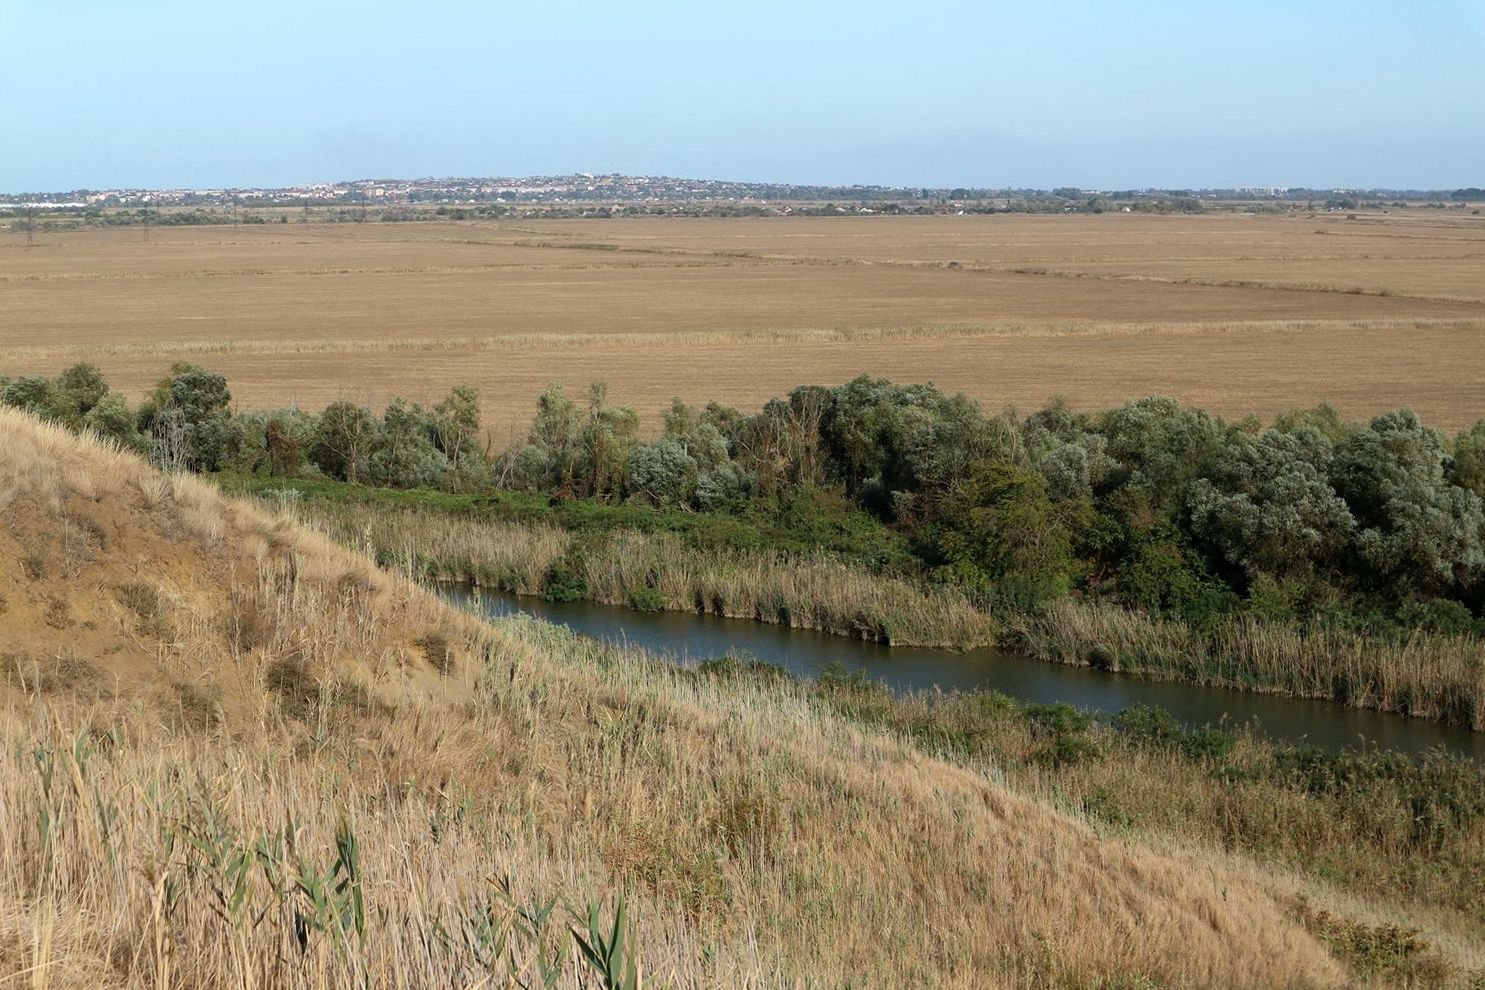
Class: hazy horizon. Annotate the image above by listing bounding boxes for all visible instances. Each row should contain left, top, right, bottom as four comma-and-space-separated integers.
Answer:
2, 0, 1482, 192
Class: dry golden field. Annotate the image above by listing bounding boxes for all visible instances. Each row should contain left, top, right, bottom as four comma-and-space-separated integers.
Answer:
3, 211, 1484, 435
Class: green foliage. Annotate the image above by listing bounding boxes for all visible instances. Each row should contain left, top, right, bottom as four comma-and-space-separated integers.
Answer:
1331, 410, 1485, 595
570, 898, 641, 990
139, 364, 236, 471
49, 363, 109, 428
312, 401, 376, 483
626, 436, 698, 506
1395, 597, 1480, 635
12, 362, 1485, 642
507, 382, 639, 499
367, 399, 448, 488
1270, 746, 1485, 852
1187, 429, 1355, 586
542, 557, 589, 603
1307, 911, 1435, 984
1, 375, 53, 414
1116, 526, 1236, 623
83, 392, 148, 452
693, 461, 755, 512
1024, 702, 1092, 736
1099, 396, 1238, 513
429, 384, 491, 489
1024, 703, 1099, 767
1112, 705, 1235, 760
1452, 421, 1485, 498
626, 587, 667, 612
926, 460, 1077, 608
232, 409, 317, 477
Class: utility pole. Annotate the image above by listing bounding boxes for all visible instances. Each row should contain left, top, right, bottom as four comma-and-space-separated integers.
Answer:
24, 207, 35, 249
142, 198, 152, 243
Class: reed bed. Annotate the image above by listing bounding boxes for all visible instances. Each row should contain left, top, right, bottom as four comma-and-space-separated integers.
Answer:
1017, 601, 1485, 729
288, 503, 999, 648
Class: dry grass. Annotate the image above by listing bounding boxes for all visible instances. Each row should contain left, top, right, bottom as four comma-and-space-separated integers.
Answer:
806, 677, 1485, 983
0, 407, 1372, 988
3, 213, 1485, 433
1017, 601, 1485, 729
296, 503, 996, 647
0, 407, 478, 719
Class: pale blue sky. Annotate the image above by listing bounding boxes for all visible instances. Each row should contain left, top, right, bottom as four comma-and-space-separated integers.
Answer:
2, 0, 1482, 191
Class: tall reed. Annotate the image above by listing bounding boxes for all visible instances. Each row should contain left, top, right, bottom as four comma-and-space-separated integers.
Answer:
286, 502, 999, 648
1015, 600, 1485, 729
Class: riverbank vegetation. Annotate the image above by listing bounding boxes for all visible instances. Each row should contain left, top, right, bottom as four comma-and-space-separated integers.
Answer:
6, 361, 1485, 725
251, 496, 997, 647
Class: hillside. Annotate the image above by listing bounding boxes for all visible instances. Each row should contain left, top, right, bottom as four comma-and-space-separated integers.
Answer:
0, 407, 1353, 988
0, 407, 478, 719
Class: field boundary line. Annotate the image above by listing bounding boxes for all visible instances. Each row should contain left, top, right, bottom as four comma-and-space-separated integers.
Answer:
5, 317, 1484, 363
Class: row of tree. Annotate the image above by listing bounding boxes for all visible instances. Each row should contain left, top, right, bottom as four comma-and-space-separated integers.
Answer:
5, 364, 1484, 632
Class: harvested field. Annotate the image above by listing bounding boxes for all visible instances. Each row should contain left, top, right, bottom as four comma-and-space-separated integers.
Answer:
3, 212, 1484, 433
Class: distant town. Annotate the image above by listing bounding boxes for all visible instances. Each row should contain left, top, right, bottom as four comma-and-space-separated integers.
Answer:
5, 174, 1484, 207
2, 175, 1481, 224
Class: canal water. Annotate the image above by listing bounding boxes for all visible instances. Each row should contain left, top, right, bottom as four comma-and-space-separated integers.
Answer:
443, 587, 1485, 759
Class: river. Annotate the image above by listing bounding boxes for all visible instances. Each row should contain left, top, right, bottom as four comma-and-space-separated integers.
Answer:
443, 586, 1485, 759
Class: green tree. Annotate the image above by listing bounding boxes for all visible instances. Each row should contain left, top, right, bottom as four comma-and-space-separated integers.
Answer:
1187, 430, 1355, 587
626, 436, 698, 506
49, 363, 110, 428
1, 376, 52, 414
367, 399, 447, 488
312, 401, 376, 483
1330, 410, 1485, 595
926, 460, 1077, 608
1451, 422, 1485, 499
83, 393, 147, 452
141, 366, 234, 471
433, 385, 484, 479
579, 382, 639, 498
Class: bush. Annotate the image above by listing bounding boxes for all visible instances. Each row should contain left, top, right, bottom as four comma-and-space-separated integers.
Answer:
625, 437, 698, 507
1395, 597, 1479, 635
1113, 705, 1234, 761
1034, 733, 1101, 768
627, 586, 667, 612
1024, 702, 1092, 737
542, 558, 589, 603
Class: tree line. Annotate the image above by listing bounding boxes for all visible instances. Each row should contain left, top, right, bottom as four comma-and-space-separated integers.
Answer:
5, 363, 1484, 635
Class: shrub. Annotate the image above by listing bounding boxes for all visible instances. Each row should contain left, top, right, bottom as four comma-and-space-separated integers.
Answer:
542, 558, 589, 603
627, 587, 667, 612
1113, 705, 1235, 761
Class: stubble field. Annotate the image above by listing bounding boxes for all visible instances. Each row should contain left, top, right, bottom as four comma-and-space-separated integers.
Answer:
2, 211, 1484, 435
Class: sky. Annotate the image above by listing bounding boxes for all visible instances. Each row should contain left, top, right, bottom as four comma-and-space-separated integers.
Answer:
1, 0, 1482, 192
